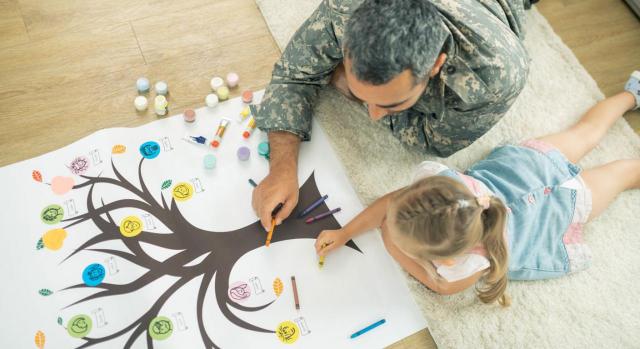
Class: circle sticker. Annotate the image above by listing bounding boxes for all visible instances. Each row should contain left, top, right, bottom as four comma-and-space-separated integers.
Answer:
139, 141, 161, 159
82, 263, 105, 287
149, 316, 173, 340
276, 321, 300, 344
40, 204, 64, 225
228, 281, 251, 302
67, 314, 92, 338
119, 216, 143, 237
172, 182, 194, 202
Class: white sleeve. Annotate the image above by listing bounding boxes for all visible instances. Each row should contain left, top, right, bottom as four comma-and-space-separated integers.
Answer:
413, 161, 450, 183
435, 254, 490, 282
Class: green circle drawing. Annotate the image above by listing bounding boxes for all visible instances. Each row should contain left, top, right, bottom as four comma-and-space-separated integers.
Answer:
67, 314, 92, 338
40, 204, 64, 225
149, 316, 173, 340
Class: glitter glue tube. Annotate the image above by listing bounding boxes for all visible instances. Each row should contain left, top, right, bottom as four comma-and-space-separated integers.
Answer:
211, 118, 230, 148
242, 117, 257, 139
238, 106, 251, 122
182, 134, 209, 146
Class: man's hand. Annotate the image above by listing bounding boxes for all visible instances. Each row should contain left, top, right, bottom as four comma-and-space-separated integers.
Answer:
252, 131, 301, 230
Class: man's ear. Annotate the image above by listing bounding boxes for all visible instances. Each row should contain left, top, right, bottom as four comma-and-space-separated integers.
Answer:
429, 53, 448, 78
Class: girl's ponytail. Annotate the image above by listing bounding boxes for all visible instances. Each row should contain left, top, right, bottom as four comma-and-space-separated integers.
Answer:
476, 196, 510, 306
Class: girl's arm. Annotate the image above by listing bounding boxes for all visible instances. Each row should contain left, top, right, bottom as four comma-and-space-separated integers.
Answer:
315, 188, 484, 295
315, 190, 399, 255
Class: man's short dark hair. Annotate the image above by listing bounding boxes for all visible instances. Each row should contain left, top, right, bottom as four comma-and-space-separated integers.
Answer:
343, 0, 448, 85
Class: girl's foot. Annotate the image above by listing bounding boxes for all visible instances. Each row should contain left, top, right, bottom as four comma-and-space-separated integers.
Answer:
624, 71, 640, 110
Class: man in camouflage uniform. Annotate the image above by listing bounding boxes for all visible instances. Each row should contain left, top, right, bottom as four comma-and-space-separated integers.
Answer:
253, 0, 534, 229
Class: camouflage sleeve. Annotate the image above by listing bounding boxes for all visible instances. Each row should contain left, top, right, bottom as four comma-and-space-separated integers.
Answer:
256, 0, 344, 141
388, 93, 520, 158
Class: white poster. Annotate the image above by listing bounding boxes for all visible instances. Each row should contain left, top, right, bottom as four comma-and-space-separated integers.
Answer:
0, 91, 427, 348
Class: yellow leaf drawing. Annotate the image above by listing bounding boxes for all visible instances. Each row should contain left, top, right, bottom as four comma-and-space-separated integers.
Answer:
111, 145, 126, 154
273, 277, 283, 297
34, 330, 45, 349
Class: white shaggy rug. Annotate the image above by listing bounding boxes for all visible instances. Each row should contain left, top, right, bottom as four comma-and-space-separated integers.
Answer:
255, 1, 640, 348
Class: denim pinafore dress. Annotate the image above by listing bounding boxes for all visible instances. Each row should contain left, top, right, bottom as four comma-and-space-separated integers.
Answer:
444, 143, 583, 280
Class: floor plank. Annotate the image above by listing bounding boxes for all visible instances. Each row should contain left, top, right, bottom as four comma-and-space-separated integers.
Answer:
0, 0, 30, 49
17, 0, 211, 41
0, 22, 143, 100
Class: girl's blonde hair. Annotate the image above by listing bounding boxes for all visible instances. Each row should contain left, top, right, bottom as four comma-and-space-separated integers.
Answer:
389, 175, 510, 306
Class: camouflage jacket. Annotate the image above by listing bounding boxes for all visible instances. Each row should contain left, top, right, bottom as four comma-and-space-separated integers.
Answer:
256, 0, 530, 157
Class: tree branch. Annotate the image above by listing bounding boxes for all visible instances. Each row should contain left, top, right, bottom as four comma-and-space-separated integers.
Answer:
76, 274, 193, 349
197, 271, 221, 349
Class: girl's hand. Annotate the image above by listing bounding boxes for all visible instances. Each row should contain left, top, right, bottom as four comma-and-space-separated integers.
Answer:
315, 229, 348, 257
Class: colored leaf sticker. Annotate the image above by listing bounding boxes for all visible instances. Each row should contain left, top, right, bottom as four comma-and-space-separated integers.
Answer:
42, 228, 67, 250
38, 288, 53, 296
36, 238, 44, 250
112, 145, 126, 154
57, 317, 63, 326
273, 277, 283, 297
32, 170, 43, 182
34, 330, 45, 349
161, 179, 172, 190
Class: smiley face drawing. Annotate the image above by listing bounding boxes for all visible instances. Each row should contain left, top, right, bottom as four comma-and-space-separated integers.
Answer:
139, 141, 161, 159
82, 263, 105, 287
40, 204, 64, 225
67, 314, 92, 338
228, 282, 251, 302
171, 182, 194, 202
148, 316, 173, 340
276, 321, 300, 344
119, 216, 143, 237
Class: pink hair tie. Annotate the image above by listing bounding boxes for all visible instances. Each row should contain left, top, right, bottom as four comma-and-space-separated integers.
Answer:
476, 196, 491, 210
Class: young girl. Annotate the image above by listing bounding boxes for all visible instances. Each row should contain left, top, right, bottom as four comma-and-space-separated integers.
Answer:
315, 72, 640, 306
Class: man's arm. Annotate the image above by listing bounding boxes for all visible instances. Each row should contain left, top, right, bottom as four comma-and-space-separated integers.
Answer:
253, 0, 345, 229
256, 0, 344, 140
251, 131, 300, 230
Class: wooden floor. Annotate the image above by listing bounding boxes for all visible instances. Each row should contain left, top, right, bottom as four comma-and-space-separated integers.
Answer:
0, 0, 282, 167
537, 0, 640, 132
0, 0, 638, 348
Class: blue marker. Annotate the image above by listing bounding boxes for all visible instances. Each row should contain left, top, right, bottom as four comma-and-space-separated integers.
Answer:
350, 319, 386, 339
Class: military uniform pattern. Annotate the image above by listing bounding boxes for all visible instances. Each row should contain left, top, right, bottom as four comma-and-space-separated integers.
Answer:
256, 0, 531, 157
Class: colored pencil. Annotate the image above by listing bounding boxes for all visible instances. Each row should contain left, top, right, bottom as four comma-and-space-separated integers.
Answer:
305, 207, 341, 224
350, 319, 386, 339
265, 218, 276, 247
318, 242, 329, 269
291, 276, 300, 310
265, 203, 284, 247
297, 194, 328, 218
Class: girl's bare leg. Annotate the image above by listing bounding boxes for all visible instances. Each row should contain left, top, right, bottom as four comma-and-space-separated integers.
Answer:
580, 159, 640, 221
537, 92, 636, 163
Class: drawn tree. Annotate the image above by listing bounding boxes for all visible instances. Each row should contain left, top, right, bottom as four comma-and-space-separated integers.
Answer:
58, 155, 361, 348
